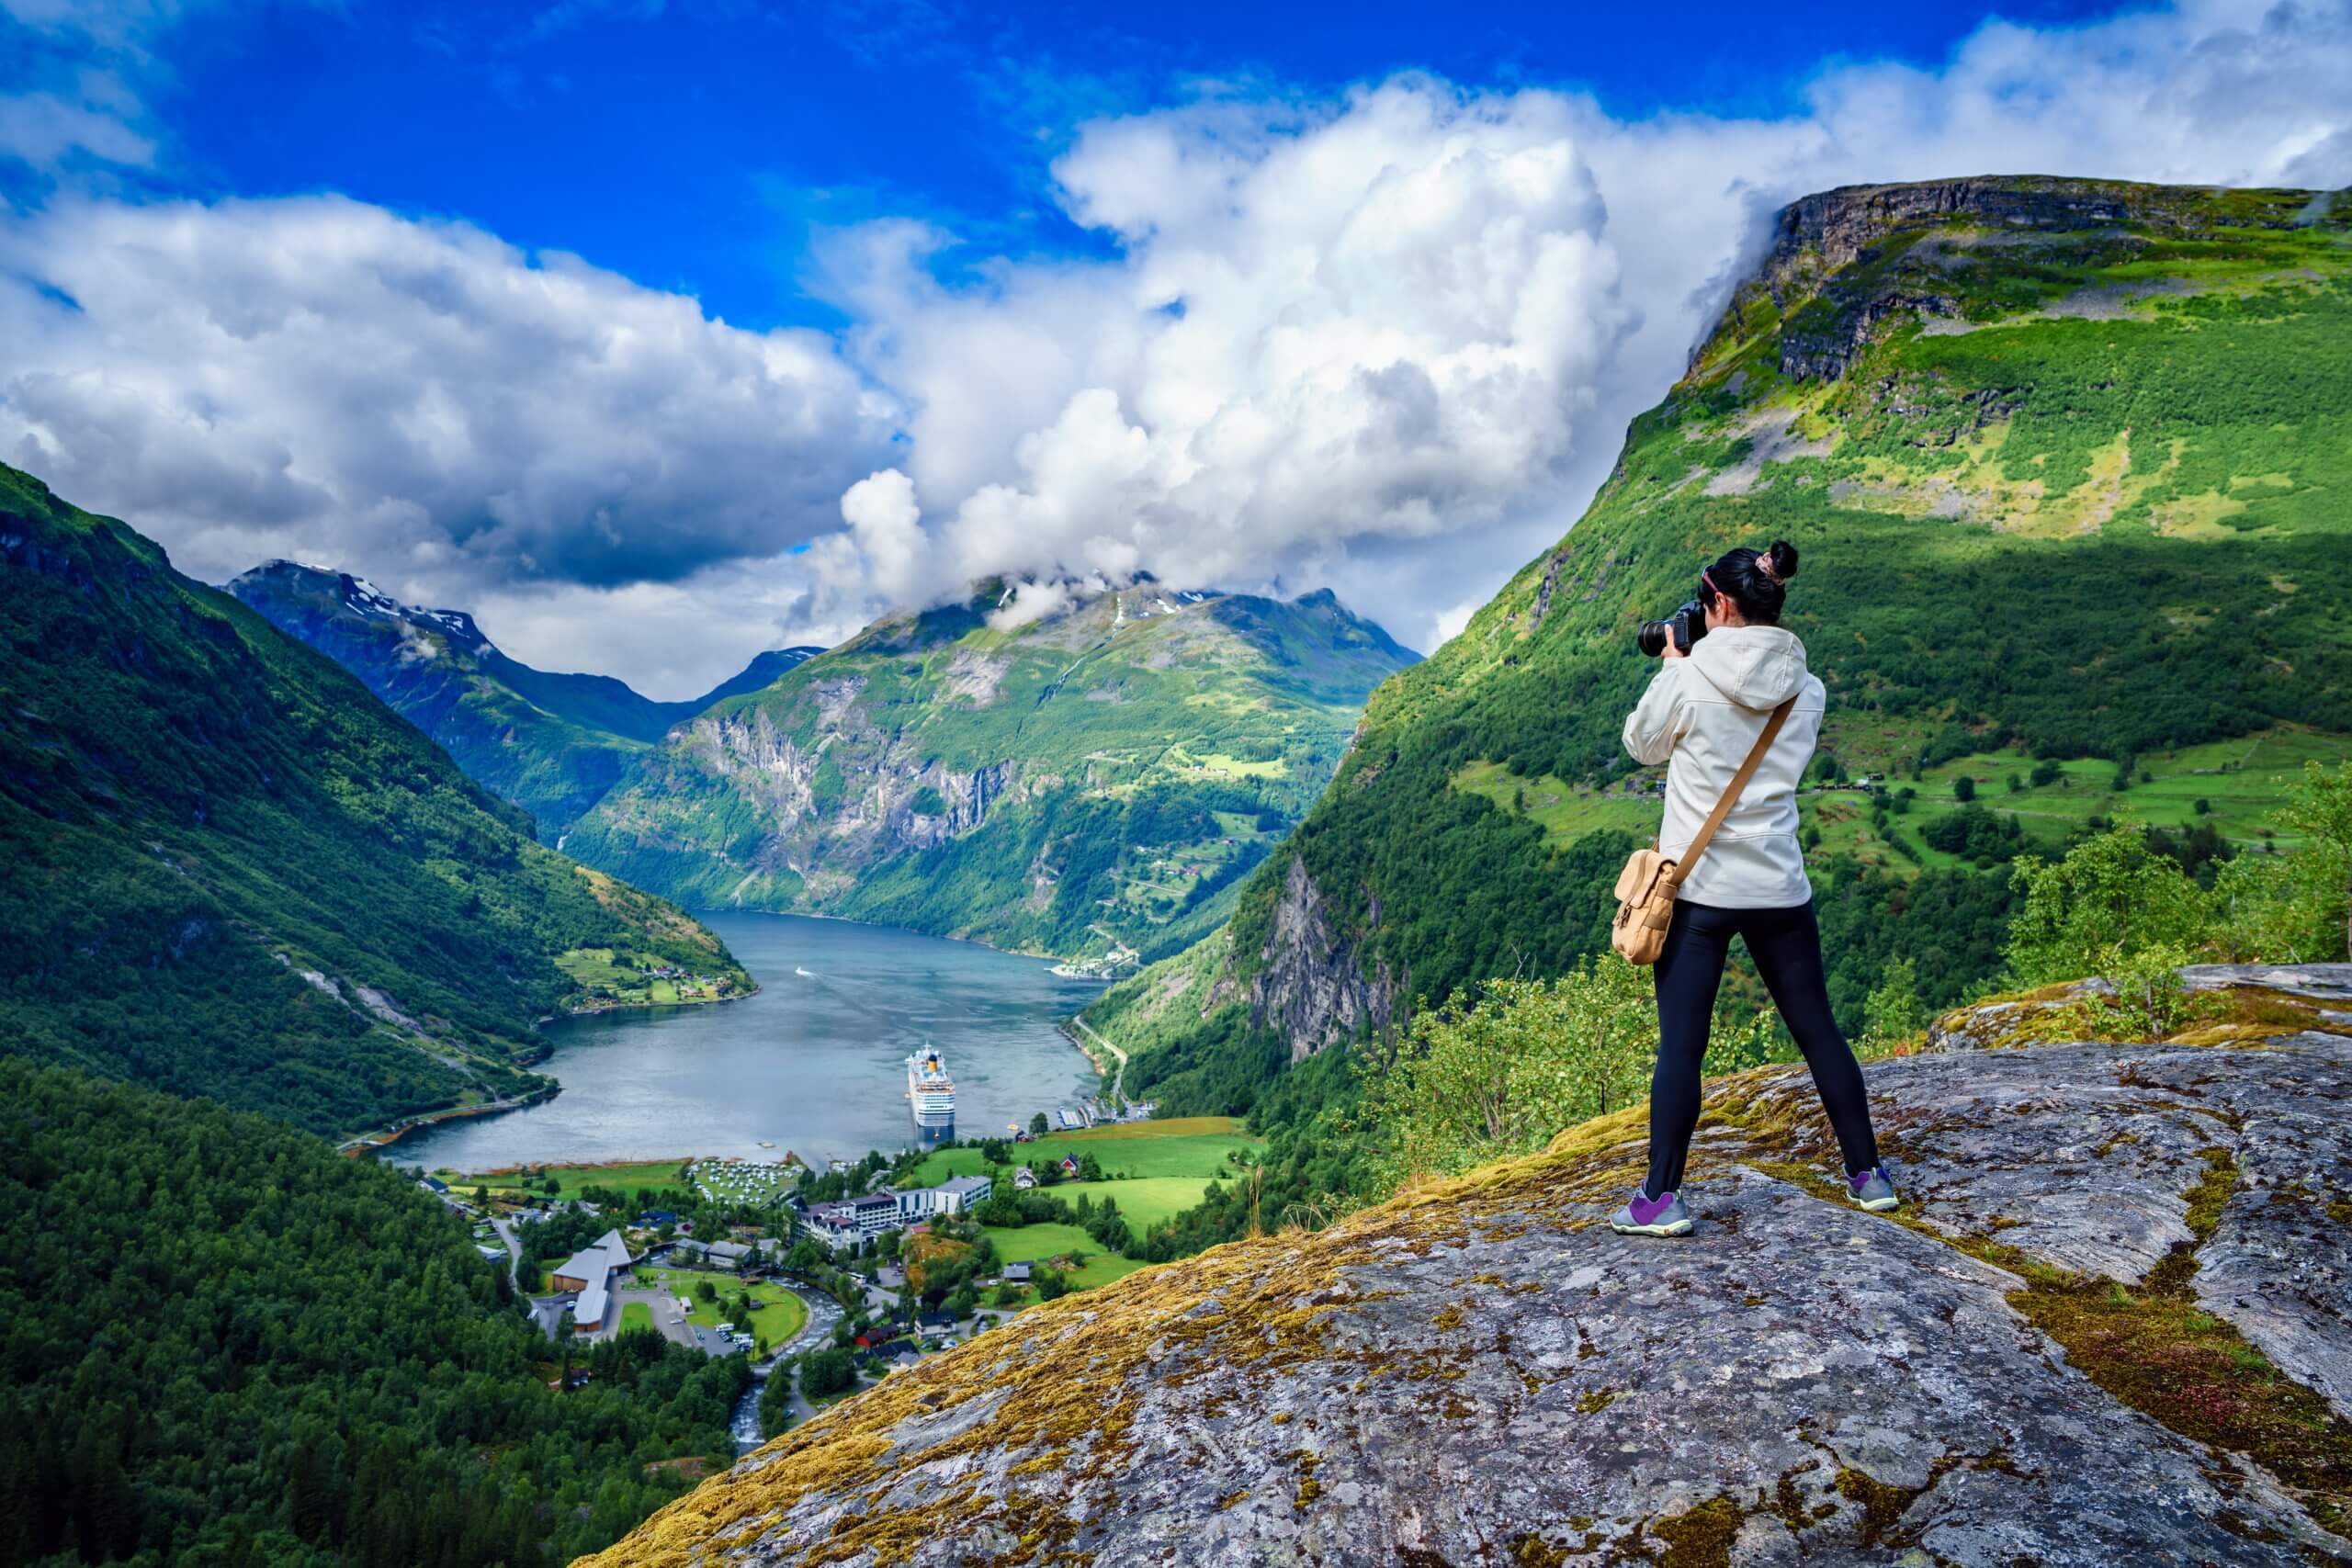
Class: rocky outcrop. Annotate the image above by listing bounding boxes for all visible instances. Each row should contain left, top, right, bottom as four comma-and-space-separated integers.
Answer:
1248, 857, 1400, 1062
582, 986, 2352, 1568
1688, 175, 2325, 386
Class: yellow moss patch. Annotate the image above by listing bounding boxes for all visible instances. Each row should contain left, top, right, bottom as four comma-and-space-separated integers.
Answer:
2007, 1276, 2352, 1540
1648, 1495, 1745, 1566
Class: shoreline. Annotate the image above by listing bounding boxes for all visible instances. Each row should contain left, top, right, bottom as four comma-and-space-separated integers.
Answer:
366, 911, 1108, 1168
356, 980, 763, 1156
684, 902, 1114, 973
338, 1082, 560, 1158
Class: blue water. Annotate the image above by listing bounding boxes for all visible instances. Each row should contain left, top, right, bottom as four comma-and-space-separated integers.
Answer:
395, 913, 1105, 1173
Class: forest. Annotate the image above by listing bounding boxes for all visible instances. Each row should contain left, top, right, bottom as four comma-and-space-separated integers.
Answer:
0, 1061, 747, 1567
0, 463, 749, 1137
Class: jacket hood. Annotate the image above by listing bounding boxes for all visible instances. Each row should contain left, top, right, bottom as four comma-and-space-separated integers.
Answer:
1689, 626, 1809, 710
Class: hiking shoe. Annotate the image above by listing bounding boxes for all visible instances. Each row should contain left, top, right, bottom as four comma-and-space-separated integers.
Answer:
1849, 1167, 1901, 1213
1610, 1189, 1694, 1237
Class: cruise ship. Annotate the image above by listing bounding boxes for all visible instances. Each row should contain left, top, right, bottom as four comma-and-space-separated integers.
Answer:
906, 1046, 956, 1143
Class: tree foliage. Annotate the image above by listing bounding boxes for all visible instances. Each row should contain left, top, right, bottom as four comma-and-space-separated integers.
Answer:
0, 1062, 746, 1566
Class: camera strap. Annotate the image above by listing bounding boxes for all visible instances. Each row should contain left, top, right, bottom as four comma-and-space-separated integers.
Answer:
1666, 696, 1795, 890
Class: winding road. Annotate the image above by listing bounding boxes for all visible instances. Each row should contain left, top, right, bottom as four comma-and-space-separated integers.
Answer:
1069, 1016, 1128, 1104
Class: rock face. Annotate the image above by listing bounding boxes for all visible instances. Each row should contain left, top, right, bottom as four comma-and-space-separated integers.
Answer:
1690, 176, 2324, 384
1249, 858, 1401, 1063
582, 980, 2352, 1567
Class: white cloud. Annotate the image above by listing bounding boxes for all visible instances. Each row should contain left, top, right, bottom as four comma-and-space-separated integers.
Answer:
0, 196, 897, 616
808, 0, 2352, 654
469, 558, 865, 701
6, 0, 2350, 684
986, 578, 1073, 630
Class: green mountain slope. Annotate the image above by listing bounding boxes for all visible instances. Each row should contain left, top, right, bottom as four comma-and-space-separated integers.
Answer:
0, 466, 752, 1137
230, 560, 820, 836
0, 1059, 745, 1565
1094, 175, 2352, 1118
565, 581, 1419, 963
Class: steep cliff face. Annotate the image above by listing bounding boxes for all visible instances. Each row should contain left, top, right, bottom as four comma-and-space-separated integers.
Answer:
1248, 857, 1401, 1063
583, 967, 2352, 1567
566, 580, 1417, 962
1093, 171, 2352, 1117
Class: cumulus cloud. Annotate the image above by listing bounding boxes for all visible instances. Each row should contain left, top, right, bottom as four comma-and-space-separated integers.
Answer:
808, 0, 2352, 652
468, 558, 868, 701
0, 196, 897, 609
6, 0, 2351, 682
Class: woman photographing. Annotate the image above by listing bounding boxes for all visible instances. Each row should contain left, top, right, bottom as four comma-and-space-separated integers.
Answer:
1610, 540, 1900, 1237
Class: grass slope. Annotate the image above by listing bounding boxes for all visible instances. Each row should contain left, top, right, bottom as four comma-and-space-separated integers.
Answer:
0, 465, 752, 1136
568, 582, 1418, 963
1096, 175, 2352, 1119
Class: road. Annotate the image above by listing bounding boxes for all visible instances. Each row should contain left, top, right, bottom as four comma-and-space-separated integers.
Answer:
491, 1215, 524, 1292
1069, 1016, 1128, 1104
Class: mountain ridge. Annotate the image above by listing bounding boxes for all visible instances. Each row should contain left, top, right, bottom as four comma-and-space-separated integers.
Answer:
563, 574, 1419, 964
0, 465, 752, 1137
231, 558, 821, 836
1088, 171, 2352, 1124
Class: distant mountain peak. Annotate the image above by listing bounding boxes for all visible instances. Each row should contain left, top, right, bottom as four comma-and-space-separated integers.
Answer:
234, 559, 494, 654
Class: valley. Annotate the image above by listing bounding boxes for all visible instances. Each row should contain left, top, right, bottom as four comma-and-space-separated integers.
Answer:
562, 581, 1419, 965
11, 164, 2352, 1568
392, 910, 1106, 1171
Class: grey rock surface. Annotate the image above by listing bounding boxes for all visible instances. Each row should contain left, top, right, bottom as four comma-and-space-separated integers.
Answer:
586, 1031, 2352, 1568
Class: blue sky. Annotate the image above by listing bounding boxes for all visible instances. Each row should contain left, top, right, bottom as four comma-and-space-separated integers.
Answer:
4, 0, 2347, 692
28, 0, 2124, 327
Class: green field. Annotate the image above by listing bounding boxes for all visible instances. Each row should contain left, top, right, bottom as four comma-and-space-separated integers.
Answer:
981, 1221, 1099, 1264
635, 1266, 808, 1349
1061, 1254, 1150, 1290
619, 1301, 654, 1333
554, 948, 729, 1008
435, 1158, 692, 1200
906, 1118, 1259, 1187
684, 1156, 801, 1206
1457, 726, 2352, 878
1047, 1177, 1222, 1231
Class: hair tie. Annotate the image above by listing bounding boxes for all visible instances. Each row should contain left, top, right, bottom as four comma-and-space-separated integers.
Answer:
1755, 555, 1780, 583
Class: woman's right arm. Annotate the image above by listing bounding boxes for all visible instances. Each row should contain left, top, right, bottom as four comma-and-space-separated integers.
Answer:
1622, 663, 1688, 766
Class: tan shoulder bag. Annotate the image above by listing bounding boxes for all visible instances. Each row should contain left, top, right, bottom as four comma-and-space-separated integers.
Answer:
1611, 696, 1794, 964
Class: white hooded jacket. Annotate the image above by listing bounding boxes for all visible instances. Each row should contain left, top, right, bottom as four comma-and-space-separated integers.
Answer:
1621, 625, 1824, 908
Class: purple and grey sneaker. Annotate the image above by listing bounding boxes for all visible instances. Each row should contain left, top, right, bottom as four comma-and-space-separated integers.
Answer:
1610, 1188, 1694, 1237
1849, 1167, 1901, 1213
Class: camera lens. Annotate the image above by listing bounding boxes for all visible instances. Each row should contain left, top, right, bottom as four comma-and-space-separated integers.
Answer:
1637, 620, 1669, 658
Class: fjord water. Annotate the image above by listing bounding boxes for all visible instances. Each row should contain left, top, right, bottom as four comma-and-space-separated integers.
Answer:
397, 913, 1104, 1172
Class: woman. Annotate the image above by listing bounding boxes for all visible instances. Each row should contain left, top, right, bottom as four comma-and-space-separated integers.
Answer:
1610, 540, 1898, 1237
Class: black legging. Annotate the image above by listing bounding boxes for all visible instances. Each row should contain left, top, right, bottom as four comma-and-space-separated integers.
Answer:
1643, 897, 1881, 1199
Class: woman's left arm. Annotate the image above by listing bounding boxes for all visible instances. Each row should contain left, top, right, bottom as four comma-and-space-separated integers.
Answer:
1622, 662, 1688, 766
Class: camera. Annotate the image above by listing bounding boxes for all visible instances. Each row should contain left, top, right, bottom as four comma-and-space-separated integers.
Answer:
1637, 600, 1708, 658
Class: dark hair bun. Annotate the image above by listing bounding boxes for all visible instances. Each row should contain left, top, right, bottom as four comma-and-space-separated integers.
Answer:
1765, 540, 1800, 581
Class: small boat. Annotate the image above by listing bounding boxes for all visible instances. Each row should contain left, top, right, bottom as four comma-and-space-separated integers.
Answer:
756, 1140, 776, 1148
794, 966, 814, 977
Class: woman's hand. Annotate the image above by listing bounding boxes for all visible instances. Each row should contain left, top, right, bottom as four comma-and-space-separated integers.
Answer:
1660, 633, 1686, 660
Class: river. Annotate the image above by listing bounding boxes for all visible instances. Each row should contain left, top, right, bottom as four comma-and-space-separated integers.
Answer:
395, 912, 1106, 1173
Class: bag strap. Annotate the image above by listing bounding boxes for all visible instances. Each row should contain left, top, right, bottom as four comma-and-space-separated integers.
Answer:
1666, 696, 1795, 889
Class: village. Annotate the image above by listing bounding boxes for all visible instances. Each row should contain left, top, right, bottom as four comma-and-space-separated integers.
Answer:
417, 1111, 1261, 1439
